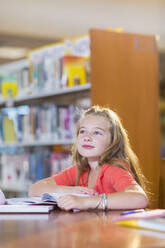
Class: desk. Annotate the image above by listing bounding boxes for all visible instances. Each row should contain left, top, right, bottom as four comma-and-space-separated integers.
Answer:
0, 210, 165, 248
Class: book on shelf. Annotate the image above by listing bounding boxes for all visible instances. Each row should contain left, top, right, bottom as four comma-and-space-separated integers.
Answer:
72, 35, 90, 57
3, 117, 17, 143
0, 150, 72, 190
57, 104, 76, 140
0, 59, 30, 98
1, 77, 18, 99
61, 55, 87, 88
29, 149, 52, 183
0, 103, 76, 144
17, 66, 29, 96
0, 153, 30, 190
29, 42, 64, 92
113, 209, 165, 233
53, 151, 71, 172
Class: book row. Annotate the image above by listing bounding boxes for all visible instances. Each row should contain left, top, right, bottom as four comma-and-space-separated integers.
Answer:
0, 150, 72, 191
0, 36, 90, 100
0, 104, 77, 144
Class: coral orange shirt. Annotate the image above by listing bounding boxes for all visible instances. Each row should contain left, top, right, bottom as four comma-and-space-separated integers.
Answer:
53, 163, 138, 194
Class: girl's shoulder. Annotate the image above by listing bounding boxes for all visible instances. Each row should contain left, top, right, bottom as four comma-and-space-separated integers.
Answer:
56, 164, 78, 177
102, 160, 130, 172
65, 164, 77, 173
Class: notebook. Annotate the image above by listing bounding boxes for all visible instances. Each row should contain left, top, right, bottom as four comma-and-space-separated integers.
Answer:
113, 209, 165, 221
113, 209, 165, 233
116, 217, 165, 233
0, 204, 54, 214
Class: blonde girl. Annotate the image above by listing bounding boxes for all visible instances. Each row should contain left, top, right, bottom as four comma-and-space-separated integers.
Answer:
29, 106, 148, 211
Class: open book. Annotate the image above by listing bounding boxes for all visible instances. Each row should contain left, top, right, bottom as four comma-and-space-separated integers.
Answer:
7, 192, 90, 205
4, 192, 90, 213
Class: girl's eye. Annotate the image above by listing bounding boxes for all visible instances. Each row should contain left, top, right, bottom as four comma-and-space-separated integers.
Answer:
79, 129, 86, 134
94, 130, 102, 135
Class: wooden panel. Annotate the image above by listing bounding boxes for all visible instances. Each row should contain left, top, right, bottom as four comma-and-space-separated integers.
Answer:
90, 29, 160, 208
159, 159, 165, 208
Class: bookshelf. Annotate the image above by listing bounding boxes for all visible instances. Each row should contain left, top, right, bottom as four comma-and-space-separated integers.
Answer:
0, 139, 74, 148
0, 39, 91, 195
0, 83, 91, 106
0, 29, 160, 208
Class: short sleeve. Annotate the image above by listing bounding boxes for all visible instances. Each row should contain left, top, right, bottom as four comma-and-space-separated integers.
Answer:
107, 166, 138, 192
53, 165, 77, 186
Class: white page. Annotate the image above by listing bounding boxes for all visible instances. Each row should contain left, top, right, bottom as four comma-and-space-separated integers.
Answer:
42, 192, 90, 202
7, 197, 42, 205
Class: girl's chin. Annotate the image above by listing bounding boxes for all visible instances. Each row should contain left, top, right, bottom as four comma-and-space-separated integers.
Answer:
80, 155, 100, 161
78, 151, 101, 160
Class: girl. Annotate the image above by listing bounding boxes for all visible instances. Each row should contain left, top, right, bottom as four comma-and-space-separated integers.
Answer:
29, 106, 148, 211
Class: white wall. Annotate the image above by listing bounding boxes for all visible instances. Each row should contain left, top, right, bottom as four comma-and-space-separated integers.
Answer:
0, 0, 164, 50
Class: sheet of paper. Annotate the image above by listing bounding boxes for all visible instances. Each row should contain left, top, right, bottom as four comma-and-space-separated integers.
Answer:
7, 197, 43, 205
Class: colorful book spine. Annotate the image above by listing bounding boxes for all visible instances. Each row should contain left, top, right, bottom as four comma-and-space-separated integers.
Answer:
0, 150, 72, 189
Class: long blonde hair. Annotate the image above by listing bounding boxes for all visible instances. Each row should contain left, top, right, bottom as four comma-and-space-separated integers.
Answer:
72, 105, 146, 191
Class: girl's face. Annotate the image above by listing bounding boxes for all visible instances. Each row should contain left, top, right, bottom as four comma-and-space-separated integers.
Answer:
77, 115, 111, 162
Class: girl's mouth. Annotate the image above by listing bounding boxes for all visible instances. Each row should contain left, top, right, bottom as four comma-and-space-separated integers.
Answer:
82, 145, 94, 149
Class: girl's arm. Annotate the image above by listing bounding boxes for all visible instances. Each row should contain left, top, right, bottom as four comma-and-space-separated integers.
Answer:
56, 184, 148, 211
105, 184, 148, 210
28, 177, 97, 197
29, 177, 59, 197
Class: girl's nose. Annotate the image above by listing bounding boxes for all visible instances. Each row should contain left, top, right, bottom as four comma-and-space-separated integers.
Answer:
84, 132, 92, 141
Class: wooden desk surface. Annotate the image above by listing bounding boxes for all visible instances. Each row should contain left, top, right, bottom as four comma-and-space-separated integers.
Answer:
0, 210, 165, 248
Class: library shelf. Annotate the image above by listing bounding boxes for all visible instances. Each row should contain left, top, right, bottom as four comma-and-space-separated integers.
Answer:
0, 139, 74, 148
0, 83, 91, 106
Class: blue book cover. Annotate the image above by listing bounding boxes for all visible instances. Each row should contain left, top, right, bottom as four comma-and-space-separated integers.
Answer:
36, 152, 44, 181
29, 153, 37, 182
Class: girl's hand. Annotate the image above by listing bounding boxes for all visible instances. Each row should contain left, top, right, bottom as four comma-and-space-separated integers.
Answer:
70, 186, 98, 196
57, 195, 90, 211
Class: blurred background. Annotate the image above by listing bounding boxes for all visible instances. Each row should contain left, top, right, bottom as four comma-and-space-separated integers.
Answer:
0, 0, 164, 62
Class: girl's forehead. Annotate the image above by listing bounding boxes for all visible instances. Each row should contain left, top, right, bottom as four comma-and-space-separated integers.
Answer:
80, 114, 110, 127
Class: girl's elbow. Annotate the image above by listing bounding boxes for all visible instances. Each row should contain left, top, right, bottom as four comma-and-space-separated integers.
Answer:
137, 193, 148, 208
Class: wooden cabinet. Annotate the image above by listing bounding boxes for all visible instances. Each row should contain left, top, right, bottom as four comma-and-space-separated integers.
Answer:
90, 29, 160, 208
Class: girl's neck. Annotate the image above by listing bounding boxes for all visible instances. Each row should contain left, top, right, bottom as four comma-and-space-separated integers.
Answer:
88, 159, 100, 170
